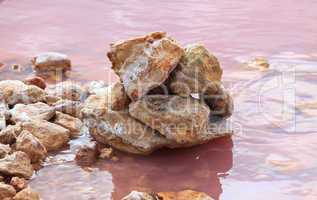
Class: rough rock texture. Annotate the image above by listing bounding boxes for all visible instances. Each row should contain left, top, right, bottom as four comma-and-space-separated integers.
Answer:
44, 95, 62, 106
168, 43, 222, 96
122, 191, 157, 200
82, 94, 168, 155
10, 177, 27, 192
107, 32, 184, 101
53, 99, 82, 118
86, 80, 108, 95
0, 144, 11, 158
122, 190, 214, 200
0, 182, 16, 199
53, 112, 83, 138
0, 80, 46, 106
46, 81, 87, 102
201, 86, 233, 119
104, 82, 130, 110
13, 187, 40, 200
22, 120, 70, 151
0, 124, 22, 144
157, 190, 214, 200
15, 130, 47, 163
10, 102, 55, 123
0, 151, 33, 179
24, 76, 46, 90
31, 52, 71, 73
75, 141, 98, 166
129, 95, 210, 145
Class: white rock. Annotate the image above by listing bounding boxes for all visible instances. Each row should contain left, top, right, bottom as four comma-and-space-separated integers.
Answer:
32, 52, 71, 73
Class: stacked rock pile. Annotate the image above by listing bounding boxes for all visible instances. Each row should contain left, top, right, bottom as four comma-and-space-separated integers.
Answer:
82, 32, 233, 155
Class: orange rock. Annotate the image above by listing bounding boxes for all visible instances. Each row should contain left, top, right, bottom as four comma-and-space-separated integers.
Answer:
10, 177, 27, 192
107, 32, 184, 101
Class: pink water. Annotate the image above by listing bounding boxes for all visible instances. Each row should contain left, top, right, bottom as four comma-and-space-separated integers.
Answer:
1, 0, 317, 199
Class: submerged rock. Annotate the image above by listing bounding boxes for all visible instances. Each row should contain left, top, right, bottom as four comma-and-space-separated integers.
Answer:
107, 32, 184, 101
15, 130, 47, 163
46, 81, 87, 102
0, 151, 33, 179
24, 76, 46, 90
22, 120, 70, 151
0, 124, 22, 145
82, 94, 168, 155
0, 80, 46, 106
13, 187, 40, 200
75, 141, 98, 166
244, 56, 270, 71
129, 95, 210, 145
0, 182, 16, 199
53, 111, 83, 138
169, 43, 222, 96
31, 52, 71, 73
10, 102, 55, 123
53, 99, 83, 118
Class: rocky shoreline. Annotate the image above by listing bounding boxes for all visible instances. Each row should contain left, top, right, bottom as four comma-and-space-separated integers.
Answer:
0, 32, 233, 200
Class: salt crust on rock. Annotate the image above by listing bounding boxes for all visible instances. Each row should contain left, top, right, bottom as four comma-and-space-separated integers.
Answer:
82, 94, 169, 155
10, 102, 55, 123
107, 32, 184, 101
31, 52, 71, 73
0, 80, 46, 106
129, 95, 211, 145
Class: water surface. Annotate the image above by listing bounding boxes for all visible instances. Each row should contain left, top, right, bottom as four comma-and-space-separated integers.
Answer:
0, 0, 317, 199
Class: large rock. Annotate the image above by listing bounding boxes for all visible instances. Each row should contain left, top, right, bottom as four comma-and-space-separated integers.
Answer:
169, 44, 222, 96
10, 102, 55, 123
0, 80, 46, 106
0, 151, 33, 179
107, 32, 184, 101
13, 187, 40, 200
22, 120, 70, 151
0, 123, 22, 145
129, 95, 210, 145
31, 52, 71, 73
0, 182, 16, 199
122, 190, 214, 200
53, 112, 83, 138
75, 141, 98, 166
82, 94, 168, 155
15, 130, 47, 163
0, 144, 11, 158
46, 81, 87, 102
53, 99, 83, 118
